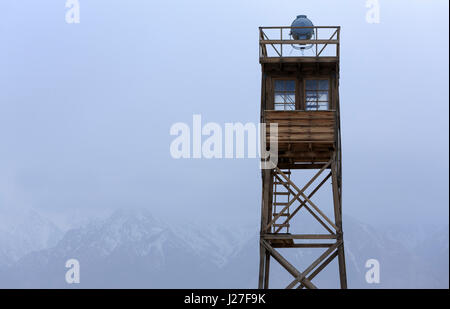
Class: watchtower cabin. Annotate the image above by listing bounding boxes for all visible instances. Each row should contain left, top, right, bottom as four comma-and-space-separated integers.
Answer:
258, 16, 347, 289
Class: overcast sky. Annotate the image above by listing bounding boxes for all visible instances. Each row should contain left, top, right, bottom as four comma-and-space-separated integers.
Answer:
0, 0, 448, 228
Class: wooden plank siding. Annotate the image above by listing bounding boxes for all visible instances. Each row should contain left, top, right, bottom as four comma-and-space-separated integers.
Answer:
264, 110, 336, 166
264, 110, 336, 143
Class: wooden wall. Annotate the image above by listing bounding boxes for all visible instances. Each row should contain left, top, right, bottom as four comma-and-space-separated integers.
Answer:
262, 62, 338, 111
265, 111, 335, 144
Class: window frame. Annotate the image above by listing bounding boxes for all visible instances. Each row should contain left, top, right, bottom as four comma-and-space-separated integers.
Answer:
272, 78, 297, 111
303, 78, 331, 111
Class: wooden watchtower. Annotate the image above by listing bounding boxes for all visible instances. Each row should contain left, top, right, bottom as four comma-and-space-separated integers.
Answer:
258, 20, 347, 289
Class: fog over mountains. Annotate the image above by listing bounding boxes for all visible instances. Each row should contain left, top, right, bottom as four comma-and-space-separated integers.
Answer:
0, 208, 448, 289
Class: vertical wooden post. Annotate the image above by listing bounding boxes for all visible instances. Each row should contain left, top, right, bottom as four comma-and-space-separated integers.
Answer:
280, 28, 283, 57
331, 154, 347, 289
337, 27, 340, 59
263, 251, 271, 288
258, 243, 266, 289
259, 169, 272, 288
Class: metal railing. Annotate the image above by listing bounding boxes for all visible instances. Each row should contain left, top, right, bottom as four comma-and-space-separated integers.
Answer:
259, 26, 340, 59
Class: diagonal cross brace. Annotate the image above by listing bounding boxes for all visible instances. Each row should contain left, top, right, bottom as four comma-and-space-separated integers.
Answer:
285, 240, 342, 289
265, 160, 339, 233
265, 160, 332, 231
273, 172, 334, 234
275, 166, 339, 232
261, 239, 317, 289
297, 250, 339, 289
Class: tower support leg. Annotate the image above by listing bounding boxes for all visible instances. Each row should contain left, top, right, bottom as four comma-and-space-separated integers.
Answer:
331, 157, 347, 289
258, 169, 272, 288
258, 153, 347, 289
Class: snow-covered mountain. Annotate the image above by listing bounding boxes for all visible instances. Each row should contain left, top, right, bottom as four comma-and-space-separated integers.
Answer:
0, 209, 251, 288
0, 207, 63, 268
0, 209, 448, 288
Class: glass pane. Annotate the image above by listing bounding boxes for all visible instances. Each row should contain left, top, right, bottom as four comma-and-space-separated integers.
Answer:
305, 80, 317, 90
306, 103, 318, 111
318, 80, 329, 90
317, 91, 328, 101
286, 80, 295, 91
274, 104, 285, 111
274, 80, 284, 91
286, 103, 295, 110
285, 93, 295, 103
274, 92, 284, 103
318, 102, 328, 110
305, 91, 318, 100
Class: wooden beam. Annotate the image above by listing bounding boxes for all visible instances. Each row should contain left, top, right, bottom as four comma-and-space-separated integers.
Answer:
317, 29, 338, 56
273, 172, 333, 234
260, 57, 338, 64
331, 159, 347, 289
277, 163, 331, 170
272, 243, 334, 248
260, 26, 340, 29
261, 239, 317, 289
259, 169, 272, 288
286, 241, 341, 289
262, 234, 336, 240
298, 250, 339, 289
265, 160, 332, 230
261, 40, 338, 45
269, 162, 339, 232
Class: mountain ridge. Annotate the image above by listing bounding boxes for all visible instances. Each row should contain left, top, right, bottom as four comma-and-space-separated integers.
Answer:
0, 208, 447, 288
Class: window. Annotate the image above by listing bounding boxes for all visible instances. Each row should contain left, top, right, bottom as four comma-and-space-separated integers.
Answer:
305, 79, 330, 111
274, 80, 296, 110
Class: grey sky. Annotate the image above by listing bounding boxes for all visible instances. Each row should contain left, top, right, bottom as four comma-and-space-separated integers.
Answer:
0, 0, 448, 227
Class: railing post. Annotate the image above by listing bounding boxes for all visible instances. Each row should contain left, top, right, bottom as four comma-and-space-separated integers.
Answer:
315, 27, 318, 57
337, 28, 340, 59
280, 28, 283, 57
259, 27, 262, 58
